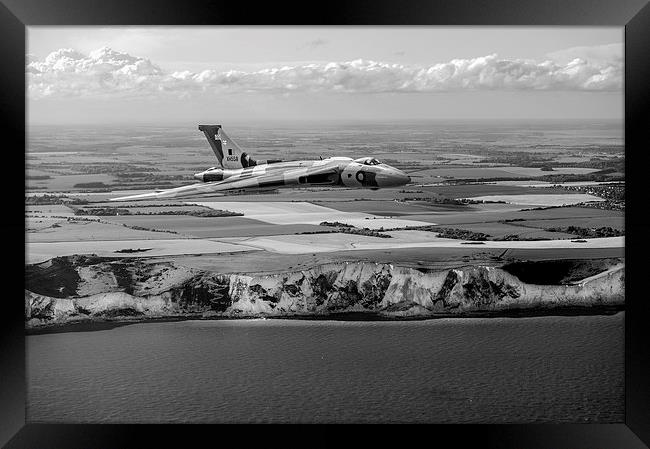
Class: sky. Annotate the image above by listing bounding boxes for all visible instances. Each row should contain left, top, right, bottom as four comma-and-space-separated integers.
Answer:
27, 27, 624, 125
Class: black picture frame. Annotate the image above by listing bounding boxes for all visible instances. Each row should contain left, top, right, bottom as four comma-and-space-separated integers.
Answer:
4, 0, 649, 447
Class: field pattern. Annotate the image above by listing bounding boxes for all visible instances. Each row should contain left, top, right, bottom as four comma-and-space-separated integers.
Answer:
26, 120, 624, 274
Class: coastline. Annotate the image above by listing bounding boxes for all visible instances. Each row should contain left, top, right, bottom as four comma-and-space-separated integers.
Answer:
26, 256, 625, 334
26, 304, 625, 335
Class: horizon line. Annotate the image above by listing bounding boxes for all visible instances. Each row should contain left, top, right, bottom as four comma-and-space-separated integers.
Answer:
27, 117, 625, 127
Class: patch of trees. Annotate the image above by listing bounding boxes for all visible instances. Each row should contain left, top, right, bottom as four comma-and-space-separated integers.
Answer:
300, 222, 392, 238
185, 210, 243, 217
492, 234, 544, 241
539, 172, 624, 183
73, 206, 242, 217
320, 221, 355, 228
71, 163, 160, 175
122, 223, 178, 234
26, 194, 89, 205
546, 226, 624, 238
401, 197, 481, 205
433, 227, 491, 241
73, 182, 109, 188
114, 248, 152, 253
75, 207, 131, 216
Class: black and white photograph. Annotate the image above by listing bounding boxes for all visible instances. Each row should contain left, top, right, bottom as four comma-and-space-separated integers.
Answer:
24, 26, 626, 424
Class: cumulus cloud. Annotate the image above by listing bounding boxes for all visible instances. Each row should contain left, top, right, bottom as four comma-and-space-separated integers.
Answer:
27, 46, 622, 99
546, 43, 622, 66
28, 47, 164, 98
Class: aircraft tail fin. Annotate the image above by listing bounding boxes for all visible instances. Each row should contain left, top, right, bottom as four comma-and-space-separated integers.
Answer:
198, 124, 283, 168
198, 124, 256, 169
198, 124, 225, 167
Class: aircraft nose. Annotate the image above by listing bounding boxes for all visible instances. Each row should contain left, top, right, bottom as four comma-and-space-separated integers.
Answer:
376, 168, 411, 187
194, 172, 204, 181
397, 170, 411, 184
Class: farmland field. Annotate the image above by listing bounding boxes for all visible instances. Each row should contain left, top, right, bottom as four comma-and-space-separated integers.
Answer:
26, 119, 624, 272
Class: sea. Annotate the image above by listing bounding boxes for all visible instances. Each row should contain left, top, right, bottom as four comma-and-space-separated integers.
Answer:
26, 313, 624, 423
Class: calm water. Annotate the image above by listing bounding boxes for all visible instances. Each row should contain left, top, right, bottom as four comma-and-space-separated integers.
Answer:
27, 313, 624, 423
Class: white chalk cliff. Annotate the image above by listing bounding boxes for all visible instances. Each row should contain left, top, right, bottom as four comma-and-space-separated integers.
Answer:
25, 256, 624, 327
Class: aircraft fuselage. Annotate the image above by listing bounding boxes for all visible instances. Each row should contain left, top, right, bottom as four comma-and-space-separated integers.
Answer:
193, 157, 410, 189
110, 126, 411, 202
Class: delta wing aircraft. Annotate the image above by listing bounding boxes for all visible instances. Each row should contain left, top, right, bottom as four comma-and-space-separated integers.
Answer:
110, 124, 411, 201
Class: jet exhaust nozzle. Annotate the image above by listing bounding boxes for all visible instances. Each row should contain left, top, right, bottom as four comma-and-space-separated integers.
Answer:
194, 169, 225, 183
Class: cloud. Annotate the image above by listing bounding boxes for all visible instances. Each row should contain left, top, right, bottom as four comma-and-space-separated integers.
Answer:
28, 46, 164, 98
28, 46, 622, 99
547, 43, 622, 66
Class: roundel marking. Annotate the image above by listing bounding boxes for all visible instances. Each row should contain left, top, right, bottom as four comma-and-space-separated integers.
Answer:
356, 171, 365, 183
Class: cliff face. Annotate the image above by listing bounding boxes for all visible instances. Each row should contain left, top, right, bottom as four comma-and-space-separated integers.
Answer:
25, 256, 624, 327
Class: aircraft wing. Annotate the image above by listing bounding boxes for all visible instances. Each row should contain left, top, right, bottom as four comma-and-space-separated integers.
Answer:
109, 182, 231, 201
109, 165, 339, 201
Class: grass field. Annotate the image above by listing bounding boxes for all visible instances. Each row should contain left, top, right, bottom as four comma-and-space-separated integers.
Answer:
466, 194, 603, 206
27, 219, 183, 242
100, 215, 325, 238
218, 232, 623, 255
26, 121, 624, 271
27, 238, 260, 264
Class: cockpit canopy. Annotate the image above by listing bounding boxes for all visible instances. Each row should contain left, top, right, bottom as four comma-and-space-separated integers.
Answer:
354, 157, 382, 166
